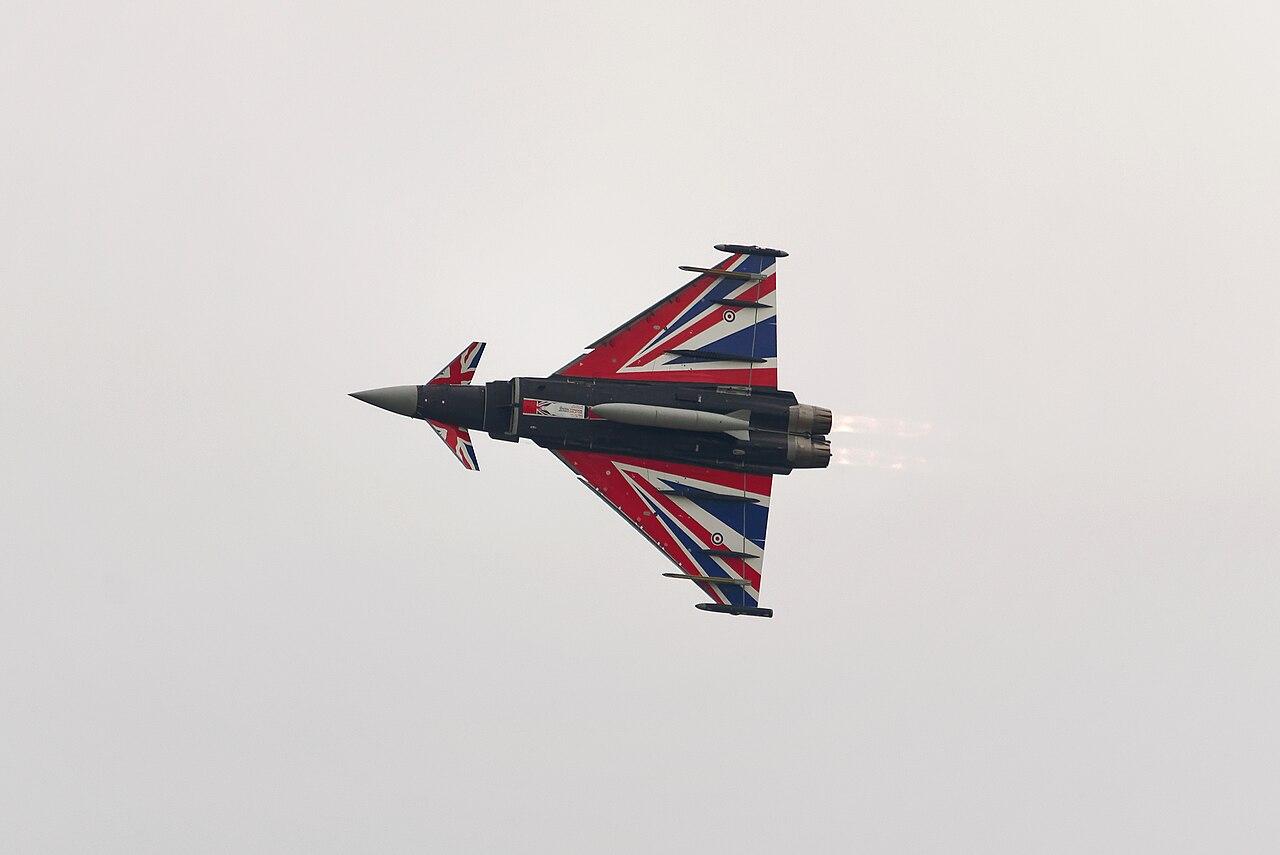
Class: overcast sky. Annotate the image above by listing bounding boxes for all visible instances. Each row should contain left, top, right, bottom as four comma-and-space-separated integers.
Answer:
4, 2, 1279, 852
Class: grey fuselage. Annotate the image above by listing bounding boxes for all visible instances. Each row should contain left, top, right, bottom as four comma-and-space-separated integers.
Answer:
415, 376, 831, 475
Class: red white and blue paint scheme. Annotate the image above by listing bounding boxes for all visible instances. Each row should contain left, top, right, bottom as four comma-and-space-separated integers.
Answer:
351, 245, 831, 617
556, 250, 778, 388
423, 342, 485, 470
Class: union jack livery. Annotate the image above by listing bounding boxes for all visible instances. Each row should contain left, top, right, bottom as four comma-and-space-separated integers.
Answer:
351, 244, 831, 617
556, 251, 778, 387
428, 341, 485, 386
425, 418, 479, 471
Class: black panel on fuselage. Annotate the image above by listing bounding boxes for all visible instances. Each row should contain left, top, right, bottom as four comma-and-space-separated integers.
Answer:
509, 376, 799, 474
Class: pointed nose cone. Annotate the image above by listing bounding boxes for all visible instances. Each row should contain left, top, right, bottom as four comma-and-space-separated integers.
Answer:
349, 385, 418, 417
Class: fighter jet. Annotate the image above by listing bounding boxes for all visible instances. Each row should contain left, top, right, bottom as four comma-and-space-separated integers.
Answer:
351, 244, 831, 617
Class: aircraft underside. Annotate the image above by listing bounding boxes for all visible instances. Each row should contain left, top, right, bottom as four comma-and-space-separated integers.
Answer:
351, 244, 831, 616
474, 376, 830, 475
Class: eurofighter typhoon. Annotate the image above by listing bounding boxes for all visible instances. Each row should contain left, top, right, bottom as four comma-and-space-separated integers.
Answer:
351, 244, 831, 617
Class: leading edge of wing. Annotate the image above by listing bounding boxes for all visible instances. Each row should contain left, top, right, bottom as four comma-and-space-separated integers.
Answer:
551, 247, 780, 387
549, 267, 726, 375
550, 450, 773, 613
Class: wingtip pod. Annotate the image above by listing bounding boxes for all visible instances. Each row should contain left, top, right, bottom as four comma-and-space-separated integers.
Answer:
714, 243, 788, 258
695, 603, 774, 618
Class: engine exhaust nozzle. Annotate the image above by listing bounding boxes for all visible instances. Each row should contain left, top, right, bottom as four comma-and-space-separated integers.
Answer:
786, 435, 832, 468
788, 404, 833, 436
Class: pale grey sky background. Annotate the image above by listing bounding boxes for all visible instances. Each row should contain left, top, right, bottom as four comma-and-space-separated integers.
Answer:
3, 2, 1279, 852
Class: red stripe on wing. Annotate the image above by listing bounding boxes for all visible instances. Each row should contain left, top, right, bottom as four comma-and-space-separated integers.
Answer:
553, 450, 735, 605
624, 472, 761, 589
